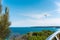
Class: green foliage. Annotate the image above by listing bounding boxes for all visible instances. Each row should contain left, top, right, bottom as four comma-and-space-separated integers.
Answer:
26, 30, 54, 40
0, 1, 11, 40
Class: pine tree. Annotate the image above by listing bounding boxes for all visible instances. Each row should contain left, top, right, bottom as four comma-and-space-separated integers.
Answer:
0, 0, 11, 40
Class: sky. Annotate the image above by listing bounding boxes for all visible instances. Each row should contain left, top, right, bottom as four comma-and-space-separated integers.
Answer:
2, 0, 60, 27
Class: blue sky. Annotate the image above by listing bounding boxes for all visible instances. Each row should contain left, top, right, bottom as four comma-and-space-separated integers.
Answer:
2, 0, 60, 27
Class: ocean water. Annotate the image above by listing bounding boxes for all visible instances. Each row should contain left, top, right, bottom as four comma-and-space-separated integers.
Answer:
10, 27, 60, 35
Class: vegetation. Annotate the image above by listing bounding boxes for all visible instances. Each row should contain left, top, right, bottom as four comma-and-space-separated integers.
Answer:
0, 7, 11, 40
0, 0, 11, 40
21, 30, 54, 40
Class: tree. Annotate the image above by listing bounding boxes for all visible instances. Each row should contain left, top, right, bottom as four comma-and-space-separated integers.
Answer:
0, 0, 11, 40
26, 30, 54, 40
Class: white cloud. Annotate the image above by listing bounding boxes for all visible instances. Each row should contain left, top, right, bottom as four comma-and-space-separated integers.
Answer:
54, 2, 60, 13
10, 17, 60, 27
10, 13, 60, 27
55, 2, 60, 7
22, 13, 51, 20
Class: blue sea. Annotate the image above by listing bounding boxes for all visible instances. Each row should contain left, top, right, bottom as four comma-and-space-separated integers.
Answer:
10, 27, 60, 35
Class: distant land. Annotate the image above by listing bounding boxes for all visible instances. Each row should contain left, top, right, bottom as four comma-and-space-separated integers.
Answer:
10, 26, 60, 28
30, 26, 60, 28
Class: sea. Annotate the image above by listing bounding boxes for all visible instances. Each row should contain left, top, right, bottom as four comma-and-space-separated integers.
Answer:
10, 26, 60, 35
